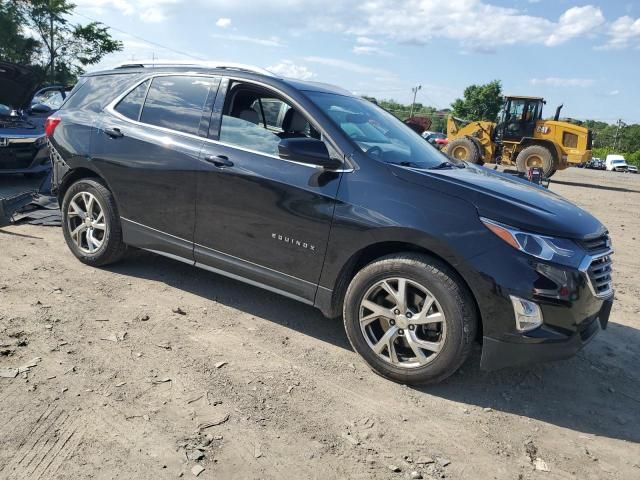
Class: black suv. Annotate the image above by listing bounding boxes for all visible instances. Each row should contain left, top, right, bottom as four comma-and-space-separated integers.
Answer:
48, 63, 614, 384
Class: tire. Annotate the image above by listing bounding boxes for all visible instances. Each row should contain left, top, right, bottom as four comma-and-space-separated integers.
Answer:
61, 178, 127, 266
445, 137, 480, 164
343, 253, 478, 385
515, 145, 556, 177
468, 137, 485, 165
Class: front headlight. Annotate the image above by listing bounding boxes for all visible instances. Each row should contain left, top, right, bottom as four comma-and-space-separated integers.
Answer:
480, 217, 579, 265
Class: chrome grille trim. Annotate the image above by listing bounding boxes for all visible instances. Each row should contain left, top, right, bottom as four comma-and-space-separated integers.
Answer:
579, 249, 613, 299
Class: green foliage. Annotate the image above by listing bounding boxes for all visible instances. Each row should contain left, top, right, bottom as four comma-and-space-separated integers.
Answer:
587, 121, 640, 167
0, 0, 122, 84
0, 1, 40, 64
451, 80, 503, 122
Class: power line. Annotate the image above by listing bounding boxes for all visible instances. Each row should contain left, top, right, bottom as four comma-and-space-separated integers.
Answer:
72, 10, 204, 61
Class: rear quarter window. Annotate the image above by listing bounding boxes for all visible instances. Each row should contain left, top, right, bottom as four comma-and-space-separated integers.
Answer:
114, 80, 150, 121
139, 76, 215, 136
62, 73, 139, 113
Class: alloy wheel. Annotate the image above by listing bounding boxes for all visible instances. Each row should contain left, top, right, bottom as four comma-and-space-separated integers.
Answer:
66, 191, 107, 254
359, 277, 447, 368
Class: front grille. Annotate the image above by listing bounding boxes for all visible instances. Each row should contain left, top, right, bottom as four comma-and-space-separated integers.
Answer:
580, 233, 610, 254
586, 253, 613, 298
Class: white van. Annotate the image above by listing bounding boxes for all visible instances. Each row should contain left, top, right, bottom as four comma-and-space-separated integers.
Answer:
605, 154, 628, 172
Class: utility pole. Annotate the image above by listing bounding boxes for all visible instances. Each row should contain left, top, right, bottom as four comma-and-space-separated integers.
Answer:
613, 118, 624, 151
409, 85, 421, 118
50, 0, 55, 84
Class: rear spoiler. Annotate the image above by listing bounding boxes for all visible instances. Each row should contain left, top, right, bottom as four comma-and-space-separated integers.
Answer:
0, 192, 34, 227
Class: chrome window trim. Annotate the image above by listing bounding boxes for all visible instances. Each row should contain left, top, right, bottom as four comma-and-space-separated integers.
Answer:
578, 248, 614, 299
104, 72, 354, 173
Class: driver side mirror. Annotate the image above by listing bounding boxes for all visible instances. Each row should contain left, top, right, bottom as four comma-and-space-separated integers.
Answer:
278, 137, 342, 170
30, 103, 52, 114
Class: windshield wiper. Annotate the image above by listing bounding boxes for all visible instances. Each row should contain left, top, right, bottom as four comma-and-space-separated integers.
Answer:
429, 160, 465, 170
387, 160, 420, 167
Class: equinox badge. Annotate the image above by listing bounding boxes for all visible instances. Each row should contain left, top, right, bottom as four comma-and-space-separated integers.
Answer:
272, 233, 316, 252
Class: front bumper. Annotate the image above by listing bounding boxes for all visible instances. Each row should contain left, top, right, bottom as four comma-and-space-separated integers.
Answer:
457, 243, 614, 371
480, 296, 612, 370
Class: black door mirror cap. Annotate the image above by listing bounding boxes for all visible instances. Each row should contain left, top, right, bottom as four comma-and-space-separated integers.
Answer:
30, 103, 53, 114
278, 137, 342, 170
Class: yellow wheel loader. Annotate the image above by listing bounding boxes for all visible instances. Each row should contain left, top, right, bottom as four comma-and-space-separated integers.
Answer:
445, 96, 592, 177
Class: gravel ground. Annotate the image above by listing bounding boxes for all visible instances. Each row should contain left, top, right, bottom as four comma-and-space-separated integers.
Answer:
1, 167, 639, 480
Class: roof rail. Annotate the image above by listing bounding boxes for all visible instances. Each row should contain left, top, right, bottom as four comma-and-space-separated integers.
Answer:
113, 60, 276, 77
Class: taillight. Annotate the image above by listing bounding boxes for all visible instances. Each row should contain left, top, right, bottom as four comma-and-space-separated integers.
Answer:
44, 117, 61, 138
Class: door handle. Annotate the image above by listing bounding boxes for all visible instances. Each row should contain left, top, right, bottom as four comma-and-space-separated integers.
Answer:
103, 127, 124, 138
204, 155, 234, 168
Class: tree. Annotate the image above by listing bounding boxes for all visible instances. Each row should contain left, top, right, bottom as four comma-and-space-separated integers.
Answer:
0, 1, 40, 64
5, 0, 122, 84
451, 80, 503, 122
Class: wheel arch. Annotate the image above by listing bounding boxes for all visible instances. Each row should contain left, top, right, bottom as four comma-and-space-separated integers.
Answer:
316, 240, 483, 341
57, 167, 110, 206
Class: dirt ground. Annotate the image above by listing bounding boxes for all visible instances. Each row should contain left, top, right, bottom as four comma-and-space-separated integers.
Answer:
1, 167, 639, 480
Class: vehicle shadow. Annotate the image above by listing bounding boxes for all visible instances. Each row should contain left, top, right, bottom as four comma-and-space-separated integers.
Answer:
107, 250, 640, 445
418, 321, 640, 444
551, 179, 640, 194
104, 249, 352, 350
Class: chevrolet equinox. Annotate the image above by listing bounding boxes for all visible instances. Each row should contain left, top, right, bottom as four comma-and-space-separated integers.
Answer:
48, 62, 614, 384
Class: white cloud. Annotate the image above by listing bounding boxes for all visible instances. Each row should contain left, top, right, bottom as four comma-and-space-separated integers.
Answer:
530, 77, 595, 87
606, 89, 620, 96
211, 33, 285, 47
74, 0, 181, 23
601, 15, 640, 49
545, 6, 605, 46
267, 60, 314, 80
353, 45, 392, 56
215, 17, 232, 28
356, 36, 379, 45
303, 56, 393, 78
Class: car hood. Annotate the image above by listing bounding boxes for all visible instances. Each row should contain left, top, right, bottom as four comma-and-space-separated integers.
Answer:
0, 62, 40, 110
391, 163, 606, 240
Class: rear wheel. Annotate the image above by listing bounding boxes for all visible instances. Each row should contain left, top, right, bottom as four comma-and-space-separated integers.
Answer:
446, 137, 480, 164
343, 253, 477, 385
61, 179, 127, 266
515, 145, 555, 177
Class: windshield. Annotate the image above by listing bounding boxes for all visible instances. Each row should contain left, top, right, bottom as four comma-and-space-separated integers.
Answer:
613, 160, 626, 164
306, 91, 448, 169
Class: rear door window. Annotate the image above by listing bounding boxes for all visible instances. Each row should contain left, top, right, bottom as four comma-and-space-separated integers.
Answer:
114, 80, 150, 121
140, 76, 214, 136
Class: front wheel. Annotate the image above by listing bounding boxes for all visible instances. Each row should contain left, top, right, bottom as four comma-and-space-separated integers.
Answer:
343, 254, 477, 385
61, 178, 127, 266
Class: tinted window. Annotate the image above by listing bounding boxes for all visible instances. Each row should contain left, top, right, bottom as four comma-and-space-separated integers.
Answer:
251, 98, 287, 130
140, 76, 213, 136
62, 73, 137, 112
219, 84, 316, 156
115, 80, 149, 121
307, 91, 446, 169
220, 115, 281, 156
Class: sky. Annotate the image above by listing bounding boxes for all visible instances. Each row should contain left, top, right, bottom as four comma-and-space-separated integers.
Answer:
68, 0, 640, 124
